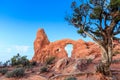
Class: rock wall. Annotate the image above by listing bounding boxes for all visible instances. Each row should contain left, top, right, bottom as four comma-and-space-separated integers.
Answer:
32, 29, 120, 63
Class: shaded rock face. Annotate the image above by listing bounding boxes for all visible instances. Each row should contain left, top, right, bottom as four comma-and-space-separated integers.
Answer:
32, 29, 120, 63
53, 58, 96, 74
113, 40, 120, 52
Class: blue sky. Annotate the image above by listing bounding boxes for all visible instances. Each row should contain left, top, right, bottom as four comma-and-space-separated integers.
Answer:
0, 0, 92, 62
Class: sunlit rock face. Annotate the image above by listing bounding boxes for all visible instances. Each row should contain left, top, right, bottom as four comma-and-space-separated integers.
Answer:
32, 29, 50, 62
32, 29, 120, 63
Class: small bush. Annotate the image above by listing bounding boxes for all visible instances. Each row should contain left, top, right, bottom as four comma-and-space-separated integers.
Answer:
20, 56, 30, 67
40, 66, 48, 73
64, 76, 77, 80
113, 51, 120, 56
0, 68, 8, 75
11, 53, 30, 67
45, 56, 55, 65
30, 61, 37, 66
6, 71, 14, 78
6, 67, 25, 78
87, 58, 93, 64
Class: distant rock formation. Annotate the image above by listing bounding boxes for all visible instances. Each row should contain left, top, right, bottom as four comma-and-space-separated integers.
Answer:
32, 29, 50, 62
32, 29, 120, 63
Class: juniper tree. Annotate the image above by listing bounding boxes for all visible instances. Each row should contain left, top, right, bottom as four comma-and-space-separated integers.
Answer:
66, 0, 120, 76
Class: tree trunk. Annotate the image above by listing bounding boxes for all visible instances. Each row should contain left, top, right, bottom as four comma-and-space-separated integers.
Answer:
96, 46, 113, 76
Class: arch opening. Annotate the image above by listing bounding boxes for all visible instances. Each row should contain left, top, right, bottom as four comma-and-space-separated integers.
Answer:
65, 44, 73, 57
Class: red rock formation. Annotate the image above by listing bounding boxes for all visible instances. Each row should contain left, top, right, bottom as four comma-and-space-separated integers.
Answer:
32, 29, 50, 62
32, 29, 120, 63
113, 40, 120, 52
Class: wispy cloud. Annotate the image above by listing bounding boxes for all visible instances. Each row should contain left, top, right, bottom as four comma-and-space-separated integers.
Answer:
4, 45, 30, 53
6, 48, 12, 53
0, 45, 32, 61
15, 45, 30, 53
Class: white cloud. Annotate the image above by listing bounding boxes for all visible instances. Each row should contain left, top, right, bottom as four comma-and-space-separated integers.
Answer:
6, 48, 12, 53
0, 45, 32, 61
15, 45, 30, 53
2, 45, 30, 54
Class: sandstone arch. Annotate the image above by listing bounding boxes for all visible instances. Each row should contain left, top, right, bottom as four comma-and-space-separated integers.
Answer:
32, 29, 102, 63
32, 29, 120, 63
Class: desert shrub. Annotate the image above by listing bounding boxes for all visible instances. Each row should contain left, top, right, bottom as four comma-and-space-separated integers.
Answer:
0, 68, 8, 75
64, 76, 77, 80
40, 66, 48, 73
30, 61, 37, 66
6, 67, 25, 78
23, 61, 37, 69
11, 53, 30, 67
11, 53, 20, 66
113, 51, 120, 56
45, 56, 55, 65
87, 58, 93, 64
20, 56, 30, 67
6, 71, 14, 78
112, 59, 120, 63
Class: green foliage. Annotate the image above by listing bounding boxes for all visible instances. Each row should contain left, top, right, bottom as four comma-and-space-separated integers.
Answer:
87, 58, 93, 64
40, 66, 48, 73
64, 76, 77, 80
109, 0, 120, 22
11, 53, 30, 67
110, 0, 120, 10
114, 16, 120, 23
45, 56, 55, 65
5, 71, 14, 78
11, 53, 19, 66
66, 0, 120, 39
77, 29, 84, 34
66, 0, 120, 76
30, 61, 37, 66
39, 56, 55, 73
113, 51, 120, 56
0, 68, 8, 75
90, 7, 102, 19
6, 67, 25, 78
20, 56, 30, 67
